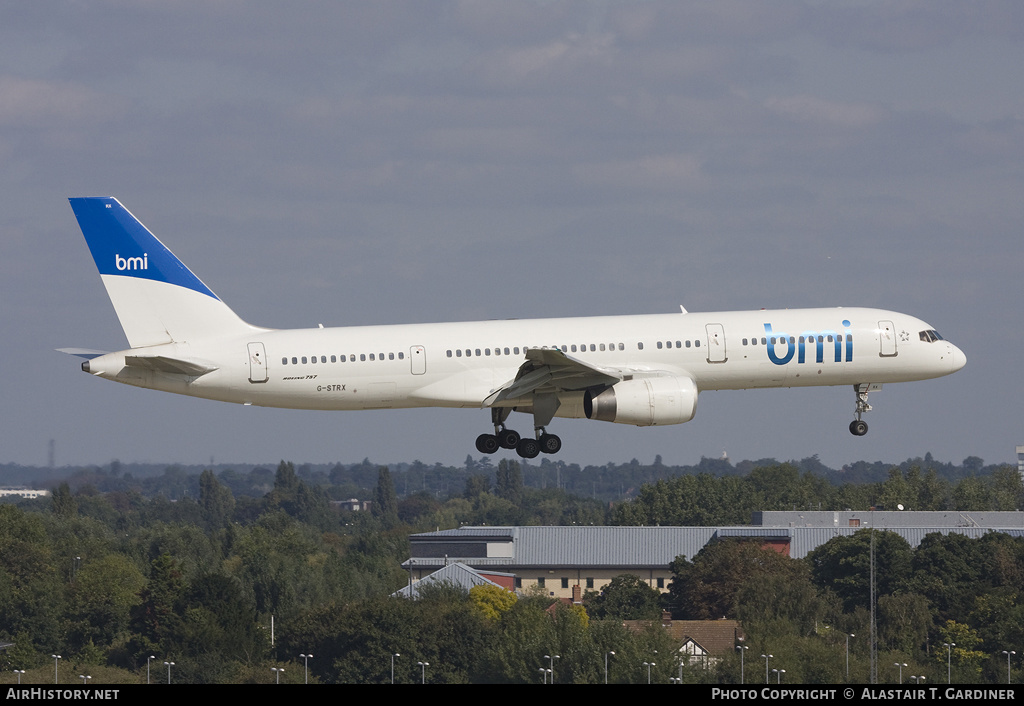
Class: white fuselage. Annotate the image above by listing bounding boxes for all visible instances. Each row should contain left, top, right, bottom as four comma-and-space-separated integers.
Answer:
84, 306, 965, 421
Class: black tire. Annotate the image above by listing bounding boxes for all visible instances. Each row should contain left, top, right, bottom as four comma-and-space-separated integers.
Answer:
539, 433, 562, 454
849, 420, 868, 436
498, 428, 521, 449
476, 433, 499, 454
516, 437, 540, 459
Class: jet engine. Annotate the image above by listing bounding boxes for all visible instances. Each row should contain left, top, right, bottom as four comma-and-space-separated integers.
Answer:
583, 375, 697, 426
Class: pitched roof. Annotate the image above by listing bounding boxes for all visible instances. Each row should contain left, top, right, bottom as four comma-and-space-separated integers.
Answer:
390, 561, 514, 599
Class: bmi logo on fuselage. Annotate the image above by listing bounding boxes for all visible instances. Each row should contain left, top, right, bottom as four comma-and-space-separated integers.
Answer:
115, 253, 148, 271
764, 320, 854, 366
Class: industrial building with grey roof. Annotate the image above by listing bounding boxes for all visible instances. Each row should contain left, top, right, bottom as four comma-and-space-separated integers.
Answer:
403, 511, 1024, 600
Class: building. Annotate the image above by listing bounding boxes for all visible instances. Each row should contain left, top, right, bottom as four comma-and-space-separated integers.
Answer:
404, 511, 1024, 600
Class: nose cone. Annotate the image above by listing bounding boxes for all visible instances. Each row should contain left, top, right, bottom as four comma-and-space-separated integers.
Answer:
949, 344, 967, 373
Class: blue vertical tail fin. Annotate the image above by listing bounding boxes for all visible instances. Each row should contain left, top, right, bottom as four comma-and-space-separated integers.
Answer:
69, 197, 260, 348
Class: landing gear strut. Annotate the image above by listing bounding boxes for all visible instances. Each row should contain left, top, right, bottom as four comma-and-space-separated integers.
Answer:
849, 384, 872, 436
475, 407, 562, 458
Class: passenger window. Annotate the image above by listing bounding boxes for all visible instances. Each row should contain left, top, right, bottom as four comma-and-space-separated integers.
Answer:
657, 341, 663, 349
282, 358, 288, 365
292, 357, 298, 365
331, 355, 336, 363
360, 354, 366, 361
638, 342, 644, 350
301, 356, 308, 364
399, 352, 404, 359
456, 350, 462, 357
504, 347, 510, 355
599, 343, 606, 351
389, 352, 395, 360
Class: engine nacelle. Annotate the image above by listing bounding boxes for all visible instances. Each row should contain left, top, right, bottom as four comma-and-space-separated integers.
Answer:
583, 376, 698, 426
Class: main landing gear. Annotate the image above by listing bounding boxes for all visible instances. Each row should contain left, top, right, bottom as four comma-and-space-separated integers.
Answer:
849, 383, 872, 436
475, 407, 562, 458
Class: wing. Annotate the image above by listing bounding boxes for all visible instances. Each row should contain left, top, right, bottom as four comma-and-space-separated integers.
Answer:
483, 348, 621, 407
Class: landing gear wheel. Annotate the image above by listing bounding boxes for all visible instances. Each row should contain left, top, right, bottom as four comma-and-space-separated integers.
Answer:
476, 433, 499, 454
539, 433, 562, 454
849, 420, 868, 436
516, 437, 540, 459
498, 428, 521, 449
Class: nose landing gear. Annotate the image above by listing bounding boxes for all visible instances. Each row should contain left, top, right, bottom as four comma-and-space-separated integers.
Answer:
849, 383, 873, 436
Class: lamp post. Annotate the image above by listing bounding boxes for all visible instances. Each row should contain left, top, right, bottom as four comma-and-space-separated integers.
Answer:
146, 655, 155, 685
943, 643, 955, 684
164, 661, 174, 684
271, 667, 284, 684
544, 654, 559, 684
417, 661, 429, 684
1002, 650, 1016, 684
894, 662, 907, 684
604, 651, 614, 685
300, 653, 312, 684
14, 671, 25, 685
736, 644, 748, 684
79, 675, 91, 685
51, 655, 61, 684
772, 668, 785, 684
391, 653, 400, 685
846, 633, 855, 681
761, 654, 773, 684
642, 661, 655, 684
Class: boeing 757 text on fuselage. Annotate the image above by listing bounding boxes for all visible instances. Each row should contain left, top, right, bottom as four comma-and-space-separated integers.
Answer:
63, 197, 966, 458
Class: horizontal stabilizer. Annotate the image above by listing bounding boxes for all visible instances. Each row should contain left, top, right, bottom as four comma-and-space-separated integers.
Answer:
56, 348, 109, 360
124, 355, 218, 377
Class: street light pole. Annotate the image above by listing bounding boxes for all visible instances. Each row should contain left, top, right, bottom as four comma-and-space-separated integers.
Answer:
736, 644, 748, 683
300, 653, 312, 684
1002, 650, 1016, 684
51, 655, 61, 684
846, 633, 855, 681
761, 654, 773, 684
164, 661, 174, 684
604, 651, 614, 684
943, 643, 955, 684
391, 653, 400, 685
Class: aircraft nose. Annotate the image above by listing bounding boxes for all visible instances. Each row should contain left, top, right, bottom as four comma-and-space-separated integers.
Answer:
949, 344, 967, 373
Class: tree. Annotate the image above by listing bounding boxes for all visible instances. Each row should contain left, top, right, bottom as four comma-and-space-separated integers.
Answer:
51, 482, 77, 519
496, 459, 524, 506
470, 584, 517, 622
668, 539, 800, 619
372, 466, 399, 528
199, 470, 235, 529
130, 553, 187, 661
585, 574, 662, 620
806, 530, 912, 613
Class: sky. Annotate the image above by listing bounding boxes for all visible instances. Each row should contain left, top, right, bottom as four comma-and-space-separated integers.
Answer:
1, 1, 1022, 472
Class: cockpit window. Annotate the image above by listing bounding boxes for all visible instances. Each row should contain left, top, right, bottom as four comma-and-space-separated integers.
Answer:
919, 330, 945, 343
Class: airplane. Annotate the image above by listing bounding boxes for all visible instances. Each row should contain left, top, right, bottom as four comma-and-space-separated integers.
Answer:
63, 197, 967, 459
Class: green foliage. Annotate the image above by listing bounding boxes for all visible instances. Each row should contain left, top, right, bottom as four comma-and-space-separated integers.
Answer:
585, 573, 662, 620
805, 530, 913, 613
668, 539, 800, 620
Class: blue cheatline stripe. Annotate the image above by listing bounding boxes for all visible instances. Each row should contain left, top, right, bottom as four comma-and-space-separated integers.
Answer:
69, 197, 219, 300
